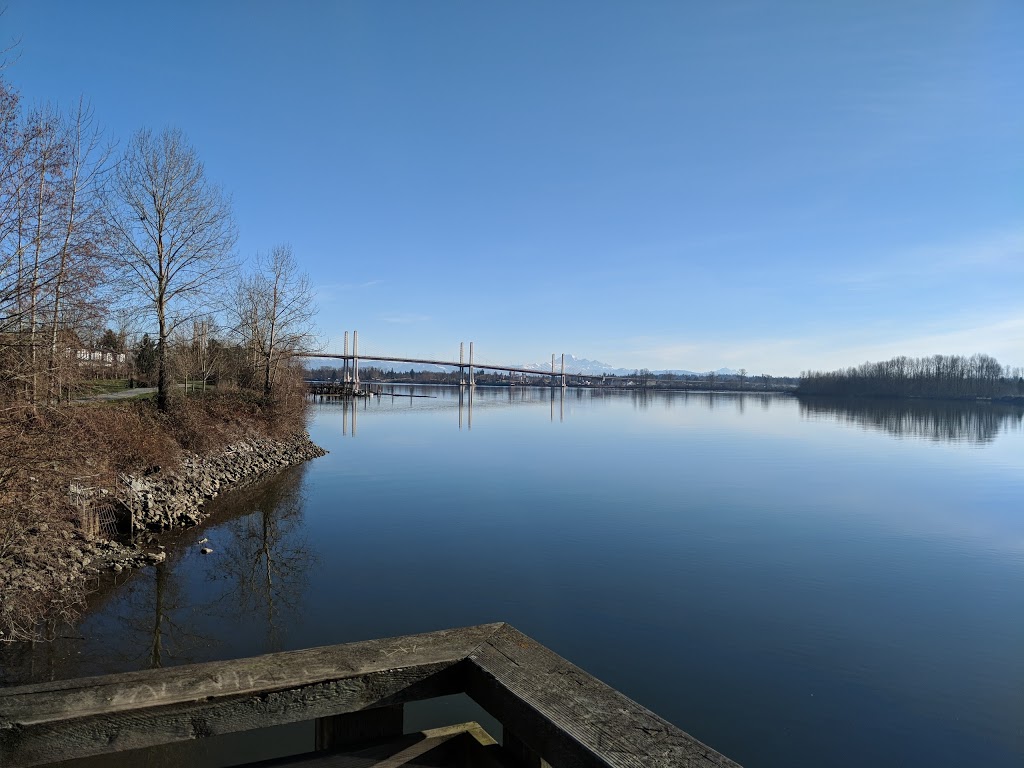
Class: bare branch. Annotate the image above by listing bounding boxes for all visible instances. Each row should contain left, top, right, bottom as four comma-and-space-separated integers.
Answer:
105, 128, 237, 411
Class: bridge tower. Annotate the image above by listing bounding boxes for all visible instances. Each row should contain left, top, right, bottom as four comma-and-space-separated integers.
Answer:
551, 354, 556, 387
469, 342, 475, 387
353, 330, 359, 390
460, 342, 466, 386
561, 353, 567, 389
343, 331, 350, 383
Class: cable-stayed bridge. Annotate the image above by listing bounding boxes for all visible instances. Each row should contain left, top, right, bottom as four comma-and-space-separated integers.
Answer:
297, 330, 569, 388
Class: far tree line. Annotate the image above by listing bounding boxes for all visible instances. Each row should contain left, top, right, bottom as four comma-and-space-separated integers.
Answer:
0, 71, 317, 413
799, 354, 1024, 400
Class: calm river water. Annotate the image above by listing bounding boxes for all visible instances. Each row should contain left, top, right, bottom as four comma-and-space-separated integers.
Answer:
5, 387, 1023, 767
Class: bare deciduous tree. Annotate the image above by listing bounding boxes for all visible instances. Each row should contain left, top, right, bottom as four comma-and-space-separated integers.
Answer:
0, 90, 111, 406
231, 245, 317, 398
106, 128, 236, 411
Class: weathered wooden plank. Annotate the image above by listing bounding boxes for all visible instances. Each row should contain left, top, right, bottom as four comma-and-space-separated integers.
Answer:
2, 665, 458, 767
0, 623, 505, 768
465, 625, 741, 768
0, 623, 502, 724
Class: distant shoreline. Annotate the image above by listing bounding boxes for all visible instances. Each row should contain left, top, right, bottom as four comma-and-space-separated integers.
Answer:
795, 392, 1024, 406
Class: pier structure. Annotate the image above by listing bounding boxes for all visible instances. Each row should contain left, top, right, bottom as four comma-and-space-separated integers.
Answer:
0, 623, 741, 768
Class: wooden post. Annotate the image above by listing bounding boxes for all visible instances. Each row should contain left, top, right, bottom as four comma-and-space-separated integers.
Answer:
504, 730, 548, 768
315, 704, 403, 751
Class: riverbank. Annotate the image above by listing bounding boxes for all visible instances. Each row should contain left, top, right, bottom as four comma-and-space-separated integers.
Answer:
125, 433, 327, 532
1, 432, 326, 642
0, 389, 325, 642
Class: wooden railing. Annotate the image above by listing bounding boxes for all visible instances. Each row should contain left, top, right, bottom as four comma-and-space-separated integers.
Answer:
0, 623, 741, 767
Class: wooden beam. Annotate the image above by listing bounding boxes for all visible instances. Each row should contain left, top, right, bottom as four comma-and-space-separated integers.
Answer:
464, 624, 740, 768
0, 624, 504, 768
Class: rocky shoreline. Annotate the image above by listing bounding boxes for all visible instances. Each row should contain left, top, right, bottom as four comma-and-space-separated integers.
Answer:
125, 433, 327, 532
0, 433, 327, 639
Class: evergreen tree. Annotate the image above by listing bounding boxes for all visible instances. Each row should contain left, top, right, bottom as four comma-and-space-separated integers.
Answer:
135, 333, 157, 381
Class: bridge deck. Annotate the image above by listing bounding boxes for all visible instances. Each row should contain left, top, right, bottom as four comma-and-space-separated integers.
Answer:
298, 353, 563, 378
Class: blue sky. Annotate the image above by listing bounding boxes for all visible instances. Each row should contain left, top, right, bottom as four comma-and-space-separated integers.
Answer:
4, 1, 1022, 374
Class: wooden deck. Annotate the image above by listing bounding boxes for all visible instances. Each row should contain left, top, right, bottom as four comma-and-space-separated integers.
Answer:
0, 623, 741, 767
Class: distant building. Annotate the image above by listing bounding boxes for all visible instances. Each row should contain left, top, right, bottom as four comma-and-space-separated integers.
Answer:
68, 349, 128, 366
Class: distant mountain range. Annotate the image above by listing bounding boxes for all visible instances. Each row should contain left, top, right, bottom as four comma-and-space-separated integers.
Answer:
513, 354, 738, 378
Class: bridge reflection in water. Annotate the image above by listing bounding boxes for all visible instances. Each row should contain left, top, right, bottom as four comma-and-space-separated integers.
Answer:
324, 385, 568, 437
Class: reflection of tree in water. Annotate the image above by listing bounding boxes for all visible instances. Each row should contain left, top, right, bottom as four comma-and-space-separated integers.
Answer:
0, 555, 214, 683
0, 467, 316, 683
95, 552, 216, 673
204, 464, 315, 651
799, 398, 1024, 445
626, 390, 777, 413
0, 622, 77, 684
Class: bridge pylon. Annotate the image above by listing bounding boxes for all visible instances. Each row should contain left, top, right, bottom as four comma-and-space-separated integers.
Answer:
353, 330, 359, 390
343, 331, 350, 383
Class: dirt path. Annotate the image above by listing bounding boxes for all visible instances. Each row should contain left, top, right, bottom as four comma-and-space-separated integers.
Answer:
73, 387, 156, 402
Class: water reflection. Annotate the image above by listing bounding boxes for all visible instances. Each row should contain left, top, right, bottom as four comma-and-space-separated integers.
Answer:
324, 386, 785, 432
799, 397, 1024, 444
0, 466, 315, 684
623, 388, 779, 413
204, 466, 314, 651
319, 385, 575, 433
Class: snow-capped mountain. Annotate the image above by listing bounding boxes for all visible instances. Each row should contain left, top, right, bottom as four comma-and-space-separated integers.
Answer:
514, 355, 739, 377
514, 355, 630, 376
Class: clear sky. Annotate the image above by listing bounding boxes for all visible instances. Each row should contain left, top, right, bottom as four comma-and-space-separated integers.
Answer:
3, 1, 1022, 375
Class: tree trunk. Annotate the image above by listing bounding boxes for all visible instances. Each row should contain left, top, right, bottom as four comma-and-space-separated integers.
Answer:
157, 306, 168, 412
